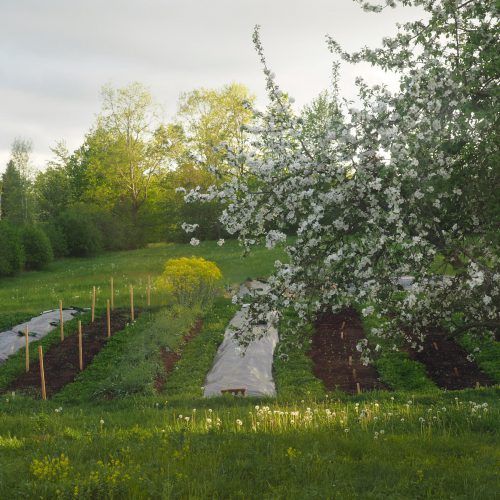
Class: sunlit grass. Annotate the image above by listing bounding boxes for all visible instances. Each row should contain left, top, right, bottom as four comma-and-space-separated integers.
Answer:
0, 240, 286, 318
0, 392, 498, 498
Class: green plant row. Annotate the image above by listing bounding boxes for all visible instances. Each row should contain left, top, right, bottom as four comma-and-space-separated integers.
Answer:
273, 311, 326, 402
162, 298, 237, 399
360, 312, 438, 392
458, 333, 500, 384
55, 307, 198, 404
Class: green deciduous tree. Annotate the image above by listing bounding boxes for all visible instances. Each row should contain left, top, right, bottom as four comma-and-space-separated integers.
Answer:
10, 138, 34, 223
1, 138, 34, 224
167, 83, 256, 240
34, 142, 73, 219
177, 83, 255, 174
85, 83, 169, 239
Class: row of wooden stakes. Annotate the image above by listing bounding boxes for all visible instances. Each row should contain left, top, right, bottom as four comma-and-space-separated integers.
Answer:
30, 321, 85, 401
87, 276, 152, 329
26, 276, 153, 400
339, 321, 362, 393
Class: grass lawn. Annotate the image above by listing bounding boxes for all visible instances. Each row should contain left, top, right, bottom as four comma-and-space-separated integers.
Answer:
1, 391, 498, 499
0, 241, 498, 498
0, 239, 286, 319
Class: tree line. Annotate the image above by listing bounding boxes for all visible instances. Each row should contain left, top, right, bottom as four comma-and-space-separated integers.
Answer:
0, 82, 255, 276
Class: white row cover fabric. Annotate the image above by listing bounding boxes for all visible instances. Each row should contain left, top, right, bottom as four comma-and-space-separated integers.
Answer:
203, 281, 278, 398
0, 309, 83, 364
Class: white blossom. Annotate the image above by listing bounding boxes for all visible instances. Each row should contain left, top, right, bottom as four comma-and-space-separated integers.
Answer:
181, 8, 499, 357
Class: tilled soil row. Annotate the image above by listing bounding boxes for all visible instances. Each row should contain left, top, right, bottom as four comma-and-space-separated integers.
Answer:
310, 308, 388, 394
8, 309, 139, 398
409, 329, 494, 390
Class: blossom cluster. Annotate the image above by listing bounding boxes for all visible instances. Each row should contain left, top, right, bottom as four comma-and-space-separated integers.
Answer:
183, 0, 499, 357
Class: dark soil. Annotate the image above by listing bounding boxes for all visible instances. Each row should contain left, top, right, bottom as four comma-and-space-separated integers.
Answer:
8, 309, 139, 398
409, 329, 494, 390
310, 309, 388, 394
154, 319, 203, 391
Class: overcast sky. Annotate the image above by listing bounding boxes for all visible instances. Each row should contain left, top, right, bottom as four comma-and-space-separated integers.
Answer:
0, 0, 424, 173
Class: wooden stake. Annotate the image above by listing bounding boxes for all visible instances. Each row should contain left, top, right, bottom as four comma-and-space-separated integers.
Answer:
78, 320, 83, 371
59, 300, 64, 341
475, 381, 480, 389
91, 286, 96, 322
130, 285, 135, 321
106, 299, 111, 338
25, 326, 29, 372
38, 346, 46, 400
432, 342, 439, 350
340, 330, 344, 340
110, 277, 114, 311
356, 382, 361, 394
453, 367, 459, 376
352, 368, 357, 380
341, 321, 346, 331
348, 355, 352, 366
147, 275, 151, 307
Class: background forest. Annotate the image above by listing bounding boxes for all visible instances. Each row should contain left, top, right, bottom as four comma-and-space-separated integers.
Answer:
0, 82, 255, 275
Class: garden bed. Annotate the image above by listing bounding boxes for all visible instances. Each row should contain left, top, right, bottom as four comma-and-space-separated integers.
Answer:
154, 318, 203, 391
310, 308, 388, 394
409, 329, 494, 390
8, 309, 138, 398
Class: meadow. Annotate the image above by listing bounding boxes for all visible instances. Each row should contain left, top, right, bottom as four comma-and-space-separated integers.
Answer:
0, 242, 498, 499
0, 240, 284, 327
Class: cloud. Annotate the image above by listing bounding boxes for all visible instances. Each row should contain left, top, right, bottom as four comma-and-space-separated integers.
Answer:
0, 0, 424, 172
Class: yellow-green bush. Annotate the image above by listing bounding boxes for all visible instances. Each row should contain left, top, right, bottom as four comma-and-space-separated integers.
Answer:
156, 257, 223, 307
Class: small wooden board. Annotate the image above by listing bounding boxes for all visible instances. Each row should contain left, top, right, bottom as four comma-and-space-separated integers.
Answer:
221, 388, 246, 396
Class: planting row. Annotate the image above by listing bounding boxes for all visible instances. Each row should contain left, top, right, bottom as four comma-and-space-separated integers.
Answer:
0, 297, 496, 401
5, 309, 138, 399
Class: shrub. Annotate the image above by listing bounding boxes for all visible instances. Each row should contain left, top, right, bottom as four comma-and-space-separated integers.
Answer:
58, 206, 102, 257
41, 222, 68, 258
86, 205, 138, 251
94, 210, 130, 251
0, 220, 24, 277
156, 257, 223, 307
62, 203, 143, 252
21, 225, 54, 270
